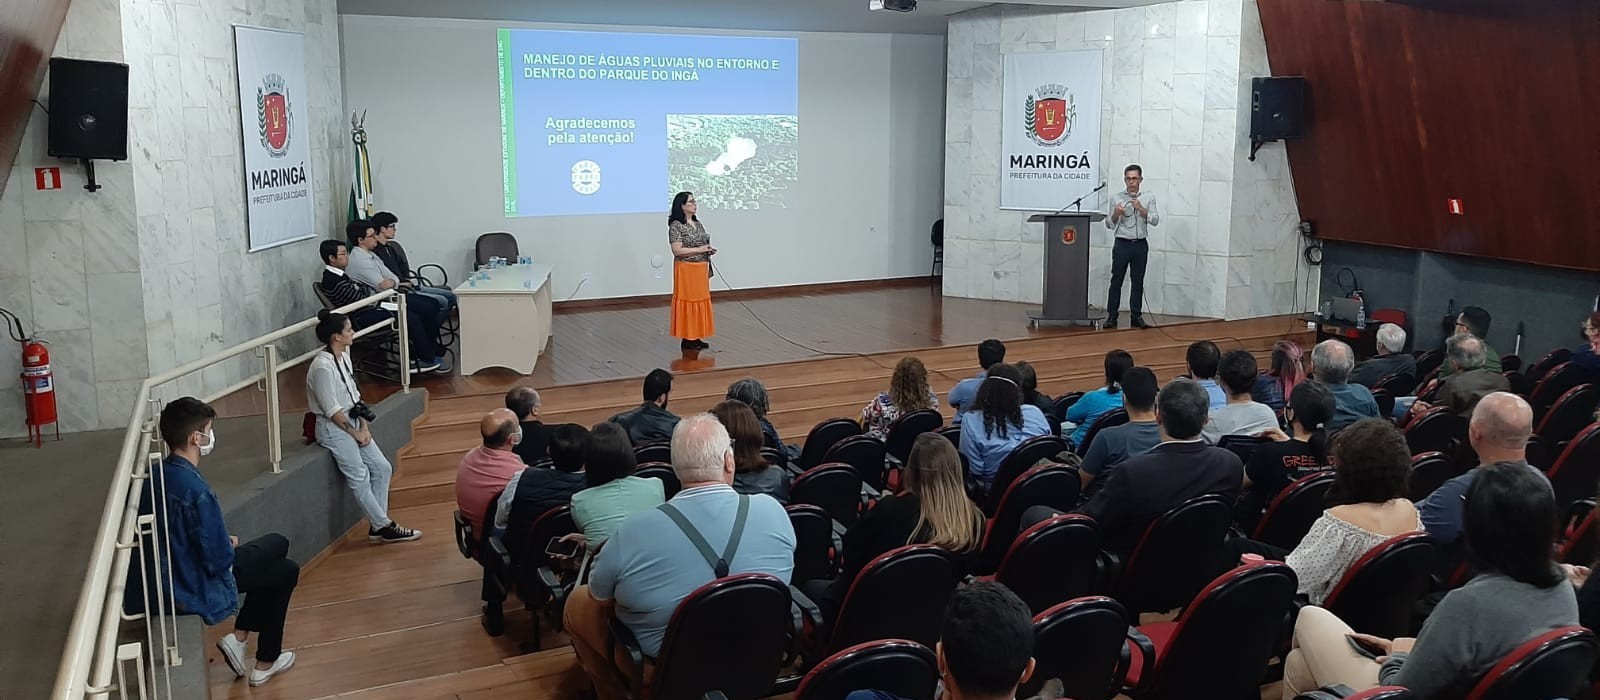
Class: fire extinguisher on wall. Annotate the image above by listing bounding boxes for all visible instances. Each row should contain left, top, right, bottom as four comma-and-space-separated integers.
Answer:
2, 307, 58, 447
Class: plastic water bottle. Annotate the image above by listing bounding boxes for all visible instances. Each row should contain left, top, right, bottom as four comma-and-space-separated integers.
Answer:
1353, 292, 1366, 329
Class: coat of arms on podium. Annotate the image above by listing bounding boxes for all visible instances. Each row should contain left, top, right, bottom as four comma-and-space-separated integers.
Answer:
1062, 225, 1077, 245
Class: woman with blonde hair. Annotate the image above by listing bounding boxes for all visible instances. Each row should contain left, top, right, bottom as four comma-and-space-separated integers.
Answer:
711, 400, 790, 503
860, 357, 940, 439
802, 433, 985, 621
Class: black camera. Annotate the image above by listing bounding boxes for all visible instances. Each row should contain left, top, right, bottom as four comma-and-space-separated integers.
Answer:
349, 402, 378, 424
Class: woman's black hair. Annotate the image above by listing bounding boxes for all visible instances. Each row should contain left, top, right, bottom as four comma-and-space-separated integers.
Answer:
1287, 381, 1336, 465
584, 422, 638, 488
1464, 461, 1564, 588
974, 363, 1025, 440
1014, 361, 1044, 407
1103, 349, 1134, 394
1327, 418, 1410, 506
668, 191, 698, 225
314, 309, 349, 346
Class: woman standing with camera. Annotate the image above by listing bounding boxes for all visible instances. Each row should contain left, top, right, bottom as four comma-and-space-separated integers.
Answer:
308, 310, 421, 544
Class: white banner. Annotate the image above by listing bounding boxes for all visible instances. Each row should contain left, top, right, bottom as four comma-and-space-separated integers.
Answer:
235, 26, 316, 252
1000, 50, 1103, 210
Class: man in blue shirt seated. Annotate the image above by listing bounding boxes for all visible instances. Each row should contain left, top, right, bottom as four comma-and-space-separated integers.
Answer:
1186, 341, 1227, 410
123, 397, 301, 687
1311, 339, 1380, 432
948, 338, 1007, 417
564, 413, 795, 699
1418, 393, 1542, 553
1078, 367, 1162, 493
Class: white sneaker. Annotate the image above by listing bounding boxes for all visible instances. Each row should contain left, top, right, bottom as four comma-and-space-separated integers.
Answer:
216, 635, 248, 678
248, 651, 296, 686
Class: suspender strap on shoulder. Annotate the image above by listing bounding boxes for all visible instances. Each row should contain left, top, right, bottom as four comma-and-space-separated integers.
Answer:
658, 495, 751, 578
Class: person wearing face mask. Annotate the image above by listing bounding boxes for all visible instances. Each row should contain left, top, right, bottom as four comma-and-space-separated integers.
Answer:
122, 397, 302, 687
455, 408, 531, 534
307, 310, 422, 544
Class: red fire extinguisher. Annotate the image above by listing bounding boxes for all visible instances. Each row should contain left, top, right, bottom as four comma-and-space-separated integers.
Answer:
3, 308, 58, 447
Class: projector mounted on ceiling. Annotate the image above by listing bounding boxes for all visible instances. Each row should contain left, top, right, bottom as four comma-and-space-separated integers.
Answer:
869, 0, 917, 12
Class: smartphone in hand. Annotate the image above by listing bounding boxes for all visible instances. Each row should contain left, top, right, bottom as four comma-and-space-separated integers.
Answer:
1346, 634, 1388, 660
545, 536, 581, 559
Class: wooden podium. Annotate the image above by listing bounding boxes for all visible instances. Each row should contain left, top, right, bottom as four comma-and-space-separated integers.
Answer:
1027, 211, 1106, 327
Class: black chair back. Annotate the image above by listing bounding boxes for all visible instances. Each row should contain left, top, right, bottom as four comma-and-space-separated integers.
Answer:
1525, 348, 1574, 384
1532, 362, 1589, 423
1548, 422, 1600, 510
982, 435, 1071, 515
1415, 350, 1445, 379
977, 463, 1081, 575
936, 424, 961, 450
1025, 596, 1129, 700
823, 435, 889, 492
634, 462, 681, 499
1139, 562, 1298, 700
1534, 384, 1598, 449
1407, 451, 1457, 502
884, 409, 943, 463
1373, 372, 1418, 396
787, 504, 839, 583
829, 545, 961, 654
634, 441, 671, 464
648, 574, 793, 700
760, 446, 787, 469
474, 232, 519, 267
799, 419, 863, 469
1372, 388, 1397, 422
996, 515, 1103, 615
791, 463, 864, 527
1252, 471, 1336, 549
1115, 495, 1233, 614
1322, 532, 1438, 638
1404, 407, 1466, 457
1294, 686, 1414, 699
1052, 392, 1085, 424
794, 639, 937, 700
1558, 500, 1596, 565
1076, 408, 1129, 456
1462, 626, 1596, 700
1216, 435, 1270, 464
511, 505, 576, 591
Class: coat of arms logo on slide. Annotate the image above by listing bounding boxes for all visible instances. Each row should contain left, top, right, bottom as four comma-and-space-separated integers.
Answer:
1024, 83, 1074, 147
257, 73, 292, 157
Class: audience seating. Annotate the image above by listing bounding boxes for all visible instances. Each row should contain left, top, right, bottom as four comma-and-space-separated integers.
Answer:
790, 463, 866, 528
792, 639, 938, 700
1293, 687, 1414, 699
1545, 423, 1600, 510
474, 232, 519, 267
1414, 373, 1442, 404
1373, 373, 1418, 397
787, 504, 842, 584
609, 573, 794, 700
761, 446, 788, 469
821, 434, 889, 493
798, 419, 862, 470
1252, 471, 1337, 550
1459, 626, 1596, 700
1319, 532, 1438, 638
454, 491, 509, 635
1217, 435, 1270, 465
994, 514, 1104, 615
310, 282, 403, 380
634, 462, 681, 499
634, 441, 671, 465
1053, 391, 1085, 425
1407, 452, 1458, 502
1076, 409, 1130, 456
936, 424, 961, 450
1403, 407, 1466, 457
982, 435, 1071, 516
883, 409, 942, 466
1533, 385, 1598, 452
1110, 495, 1234, 615
975, 463, 1081, 575
491, 504, 577, 649
1371, 389, 1396, 423
1525, 348, 1574, 385
797, 545, 961, 660
1530, 362, 1589, 423
1025, 596, 1132, 700
1499, 353, 1522, 373
1122, 562, 1299, 700
1557, 499, 1595, 566
1414, 350, 1445, 380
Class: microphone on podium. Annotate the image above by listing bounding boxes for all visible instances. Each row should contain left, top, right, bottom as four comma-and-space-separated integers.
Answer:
1052, 181, 1108, 216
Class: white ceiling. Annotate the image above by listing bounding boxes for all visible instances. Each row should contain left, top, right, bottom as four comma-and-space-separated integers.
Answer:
336, 0, 1166, 35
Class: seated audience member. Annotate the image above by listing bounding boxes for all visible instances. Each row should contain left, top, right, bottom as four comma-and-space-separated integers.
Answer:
1350, 323, 1416, 388
1202, 350, 1281, 443
504, 386, 551, 466
1253, 339, 1306, 411
1066, 349, 1135, 447
123, 398, 300, 686
1187, 341, 1227, 410
1418, 393, 1538, 553
370, 211, 457, 313
1436, 306, 1501, 379
958, 363, 1053, 492
317, 239, 447, 374
607, 368, 680, 445
802, 433, 984, 622
1282, 462, 1578, 700
344, 219, 450, 332
1406, 334, 1510, 420
1014, 362, 1056, 427
1572, 312, 1600, 372
860, 356, 940, 440
1025, 379, 1242, 556
1230, 418, 1419, 605
564, 415, 796, 697
1235, 381, 1335, 532
726, 377, 793, 457
1312, 339, 1380, 432
712, 399, 791, 503
494, 424, 589, 552
568, 423, 665, 554
846, 581, 1043, 700
454, 408, 528, 533
1078, 367, 1161, 493
949, 339, 1007, 416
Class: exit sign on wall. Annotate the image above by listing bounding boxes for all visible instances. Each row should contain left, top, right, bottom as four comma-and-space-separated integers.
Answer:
1447, 198, 1464, 215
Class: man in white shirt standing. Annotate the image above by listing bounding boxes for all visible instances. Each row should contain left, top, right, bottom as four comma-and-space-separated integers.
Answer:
1104, 164, 1159, 330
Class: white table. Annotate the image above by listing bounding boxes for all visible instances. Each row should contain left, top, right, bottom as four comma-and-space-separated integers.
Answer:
453, 263, 553, 375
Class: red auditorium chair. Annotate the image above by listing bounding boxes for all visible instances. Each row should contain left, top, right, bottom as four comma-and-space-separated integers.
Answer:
1371, 389, 1397, 423
981, 435, 1071, 515
1531, 362, 1590, 423
797, 418, 862, 470
1293, 687, 1414, 699
1252, 471, 1337, 549
993, 514, 1104, 615
793, 639, 938, 700
790, 463, 865, 528
1052, 391, 1085, 425
1122, 561, 1299, 700
609, 574, 794, 700
787, 504, 841, 584
1546, 423, 1600, 510
633, 441, 671, 465
796, 545, 962, 661
1532, 384, 1598, 453
1373, 372, 1418, 397
492, 504, 578, 649
883, 408, 942, 465
1109, 495, 1234, 615
1075, 408, 1130, 456
1525, 347, 1575, 385
1318, 532, 1438, 639
633, 462, 681, 499
1414, 350, 1445, 380
1025, 596, 1133, 700
975, 462, 1081, 575
821, 435, 889, 493
1406, 451, 1458, 502
1403, 407, 1466, 457
1557, 500, 1595, 566
1460, 626, 1596, 700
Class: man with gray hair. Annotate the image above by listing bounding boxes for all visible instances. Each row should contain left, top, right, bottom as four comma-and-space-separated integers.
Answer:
1407, 333, 1511, 419
504, 386, 550, 466
1350, 323, 1417, 388
1312, 339, 1380, 432
1418, 392, 1541, 550
564, 414, 795, 699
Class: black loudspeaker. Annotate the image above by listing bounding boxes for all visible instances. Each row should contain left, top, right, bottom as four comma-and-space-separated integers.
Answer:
47, 58, 130, 161
1250, 76, 1305, 141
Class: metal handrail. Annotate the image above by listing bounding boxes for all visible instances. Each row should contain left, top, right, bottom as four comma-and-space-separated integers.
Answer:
51, 288, 409, 699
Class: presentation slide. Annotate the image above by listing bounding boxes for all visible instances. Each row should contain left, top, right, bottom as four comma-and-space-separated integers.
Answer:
496, 29, 799, 217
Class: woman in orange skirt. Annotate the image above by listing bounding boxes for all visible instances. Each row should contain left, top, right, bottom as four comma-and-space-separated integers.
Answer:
668, 191, 715, 350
